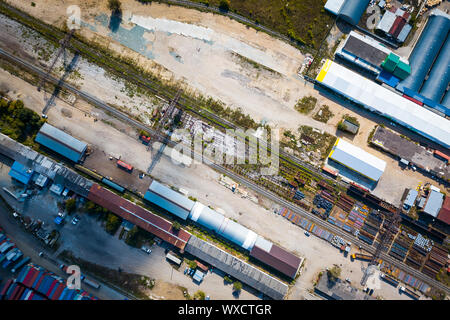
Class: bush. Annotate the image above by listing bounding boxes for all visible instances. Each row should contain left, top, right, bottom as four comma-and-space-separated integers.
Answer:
105, 213, 121, 234
294, 96, 317, 114
194, 290, 206, 300
224, 275, 233, 283
65, 198, 77, 214
327, 266, 341, 282
108, 0, 121, 13
233, 281, 242, 292
219, 0, 230, 11
172, 221, 181, 231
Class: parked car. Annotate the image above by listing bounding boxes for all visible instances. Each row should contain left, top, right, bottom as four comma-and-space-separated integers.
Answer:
184, 267, 189, 275
141, 246, 152, 254
71, 216, 80, 225
304, 231, 310, 237
189, 268, 195, 276
345, 278, 351, 284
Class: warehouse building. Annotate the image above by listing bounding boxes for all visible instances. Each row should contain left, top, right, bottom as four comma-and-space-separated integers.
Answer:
396, 10, 450, 113
185, 236, 289, 300
437, 197, 450, 225
328, 138, 386, 182
145, 180, 303, 279
145, 180, 195, 220
35, 123, 88, 163
89, 184, 191, 251
324, 0, 370, 25
8, 161, 33, 185
316, 60, 450, 148
423, 190, 444, 218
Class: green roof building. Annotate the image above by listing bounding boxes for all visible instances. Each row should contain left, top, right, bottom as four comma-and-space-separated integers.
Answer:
381, 53, 400, 72
393, 61, 411, 80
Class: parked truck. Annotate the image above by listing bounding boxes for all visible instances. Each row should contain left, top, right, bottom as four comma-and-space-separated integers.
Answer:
11, 256, 31, 273
82, 277, 101, 289
380, 273, 399, 287
351, 253, 373, 261
399, 286, 420, 300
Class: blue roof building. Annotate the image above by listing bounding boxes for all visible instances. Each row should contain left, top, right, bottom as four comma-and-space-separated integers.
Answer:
144, 180, 195, 220
324, 0, 370, 26
8, 161, 33, 185
35, 123, 88, 163
403, 189, 418, 211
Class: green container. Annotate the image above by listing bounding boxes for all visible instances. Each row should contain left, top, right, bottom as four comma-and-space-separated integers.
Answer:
393, 61, 411, 80
381, 53, 400, 72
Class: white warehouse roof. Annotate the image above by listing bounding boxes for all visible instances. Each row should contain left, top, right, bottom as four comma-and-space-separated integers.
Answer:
316, 60, 450, 148
329, 138, 386, 181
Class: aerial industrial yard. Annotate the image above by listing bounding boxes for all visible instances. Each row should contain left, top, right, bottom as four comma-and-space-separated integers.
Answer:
0, 0, 448, 308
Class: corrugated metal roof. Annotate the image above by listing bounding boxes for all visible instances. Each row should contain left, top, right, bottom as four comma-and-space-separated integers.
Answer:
250, 244, 302, 279
254, 236, 273, 252
397, 23, 412, 43
377, 11, 396, 34
8, 161, 33, 184
145, 180, 194, 220
423, 190, 444, 218
185, 236, 288, 300
342, 35, 388, 66
338, 0, 370, 25
419, 35, 450, 103
316, 60, 450, 148
442, 89, 450, 108
328, 138, 386, 181
35, 124, 87, 162
397, 13, 450, 92
437, 197, 450, 225
404, 189, 418, 207
324, 0, 346, 15
89, 184, 191, 250
189, 202, 225, 233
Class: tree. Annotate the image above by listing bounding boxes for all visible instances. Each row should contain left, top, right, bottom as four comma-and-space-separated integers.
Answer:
327, 266, 341, 283
194, 290, 206, 300
219, 0, 230, 11
233, 281, 242, 292
108, 0, 121, 13
65, 198, 77, 214
172, 221, 181, 231
105, 213, 121, 234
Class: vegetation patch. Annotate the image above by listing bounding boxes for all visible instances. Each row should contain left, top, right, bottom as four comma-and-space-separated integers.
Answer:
294, 96, 317, 114
313, 104, 333, 123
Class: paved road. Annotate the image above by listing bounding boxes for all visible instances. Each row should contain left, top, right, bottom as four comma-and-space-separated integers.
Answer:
0, 48, 448, 295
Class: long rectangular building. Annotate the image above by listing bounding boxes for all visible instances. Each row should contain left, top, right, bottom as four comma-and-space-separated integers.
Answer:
316, 60, 450, 148
88, 184, 191, 250
35, 123, 87, 163
328, 138, 386, 182
185, 236, 289, 300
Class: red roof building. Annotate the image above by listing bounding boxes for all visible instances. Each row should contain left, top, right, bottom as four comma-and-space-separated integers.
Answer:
437, 196, 450, 225
88, 184, 191, 250
250, 244, 302, 279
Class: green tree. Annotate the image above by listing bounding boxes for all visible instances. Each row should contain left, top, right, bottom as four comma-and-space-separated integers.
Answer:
172, 221, 181, 231
219, 0, 230, 11
65, 198, 77, 214
105, 213, 121, 234
327, 266, 341, 283
194, 290, 206, 300
107, 0, 121, 13
233, 281, 242, 292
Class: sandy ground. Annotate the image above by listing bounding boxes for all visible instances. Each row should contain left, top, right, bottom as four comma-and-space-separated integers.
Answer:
2, 2, 444, 206
0, 68, 416, 299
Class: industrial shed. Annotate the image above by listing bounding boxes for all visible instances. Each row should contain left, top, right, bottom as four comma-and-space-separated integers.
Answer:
144, 180, 195, 220
423, 190, 444, 218
250, 243, 303, 279
338, 0, 370, 25
437, 197, 450, 225
324, 0, 370, 25
419, 35, 450, 103
397, 11, 450, 93
89, 184, 191, 250
189, 202, 258, 251
316, 60, 450, 148
8, 161, 33, 185
35, 123, 87, 163
185, 236, 289, 300
328, 138, 386, 182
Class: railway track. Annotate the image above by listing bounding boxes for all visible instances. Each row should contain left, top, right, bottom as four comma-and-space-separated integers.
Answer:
1, 48, 448, 295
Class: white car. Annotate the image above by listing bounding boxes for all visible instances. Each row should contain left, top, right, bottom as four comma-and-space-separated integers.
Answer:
141, 246, 152, 254
71, 216, 80, 225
